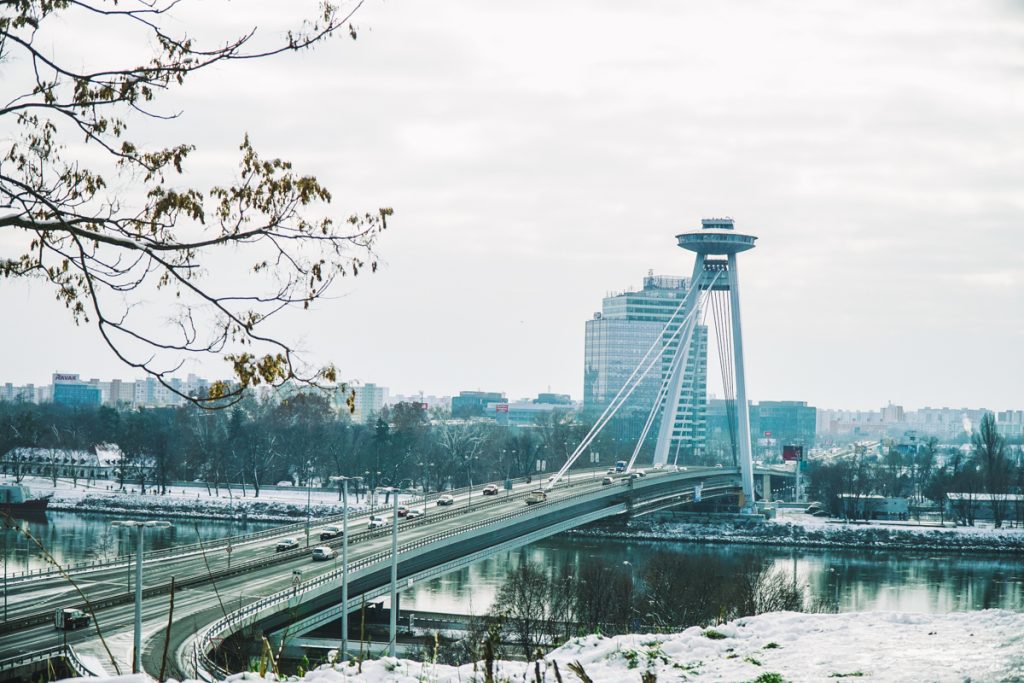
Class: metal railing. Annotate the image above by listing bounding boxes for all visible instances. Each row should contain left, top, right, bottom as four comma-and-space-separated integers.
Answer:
0, 644, 98, 677
193, 469, 738, 677
0, 479, 552, 632
2, 475, 546, 585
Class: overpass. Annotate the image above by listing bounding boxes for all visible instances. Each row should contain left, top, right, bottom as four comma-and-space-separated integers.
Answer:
0, 218, 784, 680
0, 464, 792, 680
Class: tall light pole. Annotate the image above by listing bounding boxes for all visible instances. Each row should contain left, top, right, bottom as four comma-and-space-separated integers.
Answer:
304, 461, 313, 548
329, 475, 361, 662
114, 520, 172, 674
389, 489, 399, 657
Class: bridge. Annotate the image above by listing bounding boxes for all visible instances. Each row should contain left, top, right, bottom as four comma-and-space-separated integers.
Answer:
0, 218, 787, 680
0, 463, 793, 680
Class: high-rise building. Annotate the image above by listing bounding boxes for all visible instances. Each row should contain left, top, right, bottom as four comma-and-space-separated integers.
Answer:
583, 272, 708, 460
350, 383, 389, 424
52, 373, 102, 407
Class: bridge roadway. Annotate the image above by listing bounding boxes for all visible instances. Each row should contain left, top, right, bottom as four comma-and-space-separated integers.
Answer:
0, 465, 787, 680
184, 467, 758, 680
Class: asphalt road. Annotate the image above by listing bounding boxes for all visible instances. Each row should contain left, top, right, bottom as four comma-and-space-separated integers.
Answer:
0, 465, 742, 678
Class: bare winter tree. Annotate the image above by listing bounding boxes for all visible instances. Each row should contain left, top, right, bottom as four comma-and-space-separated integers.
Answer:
973, 413, 1010, 528
0, 1, 390, 407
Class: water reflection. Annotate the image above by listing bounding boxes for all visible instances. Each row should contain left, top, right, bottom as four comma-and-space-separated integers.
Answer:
0, 511, 281, 573
401, 536, 1024, 616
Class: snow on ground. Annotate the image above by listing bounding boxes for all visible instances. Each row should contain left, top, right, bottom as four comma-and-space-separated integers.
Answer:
60, 610, 1024, 682
577, 509, 1024, 554
8, 475, 415, 522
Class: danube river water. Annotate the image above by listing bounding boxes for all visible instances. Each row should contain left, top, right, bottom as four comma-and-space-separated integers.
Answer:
3, 513, 1021, 617
398, 534, 1024, 616
0, 510, 282, 574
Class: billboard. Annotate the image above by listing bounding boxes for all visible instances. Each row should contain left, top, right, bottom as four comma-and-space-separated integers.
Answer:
782, 445, 804, 462
495, 403, 509, 413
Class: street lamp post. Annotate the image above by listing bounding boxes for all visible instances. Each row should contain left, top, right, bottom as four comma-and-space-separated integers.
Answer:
304, 462, 314, 548
114, 520, 171, 674
328, 475, 362, 662
389, 490, 399, 657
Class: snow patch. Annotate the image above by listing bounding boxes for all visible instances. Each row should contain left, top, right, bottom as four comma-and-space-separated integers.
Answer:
57, 610, 1024, 682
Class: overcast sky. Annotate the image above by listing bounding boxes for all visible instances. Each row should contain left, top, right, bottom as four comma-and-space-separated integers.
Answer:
2, 0, 1022, 410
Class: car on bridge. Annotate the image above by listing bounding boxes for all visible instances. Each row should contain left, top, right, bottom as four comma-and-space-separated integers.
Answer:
397, 505, 410, 517
436, 494, 455, 506
602, 476, 614, 486
482, 484, 499, 495
276, 537, 300, 552
319, 525, 342, 540
368, 516, 386, 529
405, 509, 424, 519
311, 546, 337, 561
525, 490, 547, 505
54, 607, 91, 630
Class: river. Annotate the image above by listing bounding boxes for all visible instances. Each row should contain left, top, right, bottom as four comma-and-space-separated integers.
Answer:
398, 534, 1024, 616
3, 513, 1021, 616
0, 510, 282, 574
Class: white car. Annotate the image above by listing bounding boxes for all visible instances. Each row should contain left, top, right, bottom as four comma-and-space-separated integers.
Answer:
368, 516, 386, 529
405, 509, 424, 520
311, 546, 337, 561
436, 494, 455, 506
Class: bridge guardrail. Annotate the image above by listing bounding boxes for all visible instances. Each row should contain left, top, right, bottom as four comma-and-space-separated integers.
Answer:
194, 470, 739, 675
0, 643, 98, 677
2, 474, 551, 585
0, 480, 547, 632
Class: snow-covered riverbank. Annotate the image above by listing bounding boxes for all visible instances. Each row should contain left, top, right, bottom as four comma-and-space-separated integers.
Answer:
9, 475, 405, 522
69, 609, 1024, 682
577, 510, 1024, 554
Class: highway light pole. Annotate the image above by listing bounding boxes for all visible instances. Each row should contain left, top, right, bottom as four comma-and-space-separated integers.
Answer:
389, 490, 399, 657
329, 475, 361, 662
114, 520, 171, 674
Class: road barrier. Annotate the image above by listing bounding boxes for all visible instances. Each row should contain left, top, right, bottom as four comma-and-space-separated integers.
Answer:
0, 482, 544, 633
193, 471, 740, 679
2, 475, 549, 585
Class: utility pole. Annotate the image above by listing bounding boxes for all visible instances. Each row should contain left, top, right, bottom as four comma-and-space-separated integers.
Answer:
389, 492, 399, 657
134, 523, 143, 673
341, 478, 350, 661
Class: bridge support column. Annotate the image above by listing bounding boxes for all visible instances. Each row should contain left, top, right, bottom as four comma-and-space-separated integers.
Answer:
727, 253, 755, 509
762, 472, 771, 503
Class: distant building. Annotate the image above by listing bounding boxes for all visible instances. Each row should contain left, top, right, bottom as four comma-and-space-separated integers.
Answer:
708, 399, 816, 463
0, 444, 132, 481
452, 391, 506, 419
752, 401, 817, 456
583, 272, 708, 460
486, 393, 576, 427
350, 383, 389, 424
52, 373, 101, 407
837, 494, 910, 520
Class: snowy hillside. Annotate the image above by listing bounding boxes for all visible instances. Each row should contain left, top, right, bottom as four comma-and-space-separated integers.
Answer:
69, 610, 1024, 683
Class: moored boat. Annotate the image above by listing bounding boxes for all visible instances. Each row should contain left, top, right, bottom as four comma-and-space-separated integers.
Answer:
0, 483, 53, 513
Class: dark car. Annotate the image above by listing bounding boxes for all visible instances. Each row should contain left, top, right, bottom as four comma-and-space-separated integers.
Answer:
275, 537, 299, 552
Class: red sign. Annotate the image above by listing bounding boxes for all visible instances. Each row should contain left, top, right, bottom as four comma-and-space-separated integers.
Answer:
782, 445, 803, 462
495, 404, 509, 413
764, 431, 772, 438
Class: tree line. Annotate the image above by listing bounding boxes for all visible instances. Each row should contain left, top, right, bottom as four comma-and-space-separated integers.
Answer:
424, 552, 810, 666
0, 396, 607, 497
807, 414, 1024, 528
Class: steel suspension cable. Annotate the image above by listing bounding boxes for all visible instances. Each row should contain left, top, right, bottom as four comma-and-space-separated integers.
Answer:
622, 272, 722, 472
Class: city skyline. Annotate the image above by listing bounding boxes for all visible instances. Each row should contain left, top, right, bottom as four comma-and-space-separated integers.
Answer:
1, 0, 1021, 410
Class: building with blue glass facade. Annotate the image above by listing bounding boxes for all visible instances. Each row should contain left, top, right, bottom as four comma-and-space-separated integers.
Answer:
52, 373, 102, 407
583, 273, 708, 462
